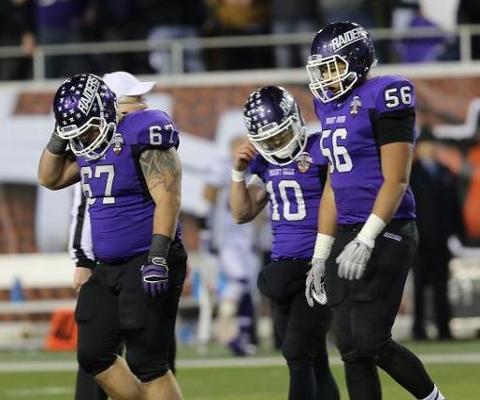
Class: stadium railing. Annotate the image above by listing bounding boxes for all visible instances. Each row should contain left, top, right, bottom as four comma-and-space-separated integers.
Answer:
1, 24, 480, 79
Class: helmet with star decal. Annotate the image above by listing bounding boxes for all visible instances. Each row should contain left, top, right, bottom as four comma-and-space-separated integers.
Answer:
53, 73, 118, 160
243, 85, 307, 166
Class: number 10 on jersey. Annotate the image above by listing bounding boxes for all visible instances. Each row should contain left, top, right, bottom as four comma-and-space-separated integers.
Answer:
266, 180, 306, 221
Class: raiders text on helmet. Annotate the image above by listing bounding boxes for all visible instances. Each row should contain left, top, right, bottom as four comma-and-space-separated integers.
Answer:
306, 21, 377, 103
53, 73, 118, 160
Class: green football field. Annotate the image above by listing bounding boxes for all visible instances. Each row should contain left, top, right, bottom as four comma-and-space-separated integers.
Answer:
0, 340, 478, 399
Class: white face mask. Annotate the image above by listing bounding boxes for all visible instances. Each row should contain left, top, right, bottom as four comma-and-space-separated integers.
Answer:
275, 140, 300, 159
58, 117, 117, 160
248, 116, 307, 166
306, 54, 358, 103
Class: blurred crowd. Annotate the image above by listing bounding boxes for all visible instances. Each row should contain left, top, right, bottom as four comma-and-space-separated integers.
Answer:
1, 0, 480, 80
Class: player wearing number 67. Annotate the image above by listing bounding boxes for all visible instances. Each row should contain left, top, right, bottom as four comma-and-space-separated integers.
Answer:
38, 73, 186, 400
230, 85, 339, 400
305, 21, 446, 400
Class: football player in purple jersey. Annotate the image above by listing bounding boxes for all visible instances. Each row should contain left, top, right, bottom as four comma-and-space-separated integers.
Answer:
305, 21, 446, 400
38, 73, 186, 400
230, 86, 339, 400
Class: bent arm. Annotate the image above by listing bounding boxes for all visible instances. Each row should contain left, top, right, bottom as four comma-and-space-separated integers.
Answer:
229, 176, 268, 224
38, 149, 80, 190
140, 148, 182, 238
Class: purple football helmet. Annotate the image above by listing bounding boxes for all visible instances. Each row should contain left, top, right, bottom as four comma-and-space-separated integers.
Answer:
53, 73, 118, 160
306, 21, 377, 103
244, 86, 307, 166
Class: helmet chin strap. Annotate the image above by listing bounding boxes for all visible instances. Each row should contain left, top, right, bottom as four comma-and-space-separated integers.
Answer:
272, 139, 304, 165
275, 141, 298, 159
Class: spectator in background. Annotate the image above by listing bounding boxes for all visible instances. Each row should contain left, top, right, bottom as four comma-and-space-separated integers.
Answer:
322, 0, 376, 28
0, 0, 35, 80
391, 0, 419, 33
457, 124, 480, 245
410, 128, 464, 341
457, 0, 480, 60
203, 136, 258, 356
137, 0, 206, 74
33, 0, 91, 78
205, 0, 272, 70
87, 0, 148, 74
392, 0, 447, 63
272, 0, 323, 68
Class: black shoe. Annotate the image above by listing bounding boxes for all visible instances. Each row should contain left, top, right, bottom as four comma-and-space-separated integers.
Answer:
228, 336, 257, 357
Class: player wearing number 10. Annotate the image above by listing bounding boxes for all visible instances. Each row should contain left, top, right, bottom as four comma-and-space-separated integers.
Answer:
305, 22, 446, 400
38, 73, 186, 400
230, 86, 339, 400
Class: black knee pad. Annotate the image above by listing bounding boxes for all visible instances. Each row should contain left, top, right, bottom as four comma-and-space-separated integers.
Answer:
371, 338, 394, 363
77, 344, 117, 376
340, 349, 362, 364
334, 330, 356, 358
126, 351, 170, 383
355, 336, 394, 360
281, 337, 315, 366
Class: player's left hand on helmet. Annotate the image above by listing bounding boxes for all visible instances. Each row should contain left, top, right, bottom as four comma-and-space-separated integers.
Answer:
336, 237, 373, 280
141, 257, 169, 297
305, 258, 327, 307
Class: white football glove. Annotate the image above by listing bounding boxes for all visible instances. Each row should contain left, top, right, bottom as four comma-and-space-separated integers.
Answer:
305, 258, 327, 307
336, 237, 373, 280
337, 214, 386, 281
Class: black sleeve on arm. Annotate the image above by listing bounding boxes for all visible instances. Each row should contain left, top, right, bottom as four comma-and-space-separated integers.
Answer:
370, 107, 416, 146
76, 258, 96, 269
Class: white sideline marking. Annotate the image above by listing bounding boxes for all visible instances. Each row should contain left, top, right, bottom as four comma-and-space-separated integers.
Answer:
0, 353, 479, 373
7, 387, 73, 396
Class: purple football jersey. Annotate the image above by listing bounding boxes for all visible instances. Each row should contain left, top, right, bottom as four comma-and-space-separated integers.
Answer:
76, 109, 181, 262
314, 75, 416, 224
249, 134, 327, 260
35, 0, 88, 29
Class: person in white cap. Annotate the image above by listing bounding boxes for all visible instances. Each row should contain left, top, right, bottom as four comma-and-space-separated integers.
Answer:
69, 71, 177, 400
103, 71, 156, 114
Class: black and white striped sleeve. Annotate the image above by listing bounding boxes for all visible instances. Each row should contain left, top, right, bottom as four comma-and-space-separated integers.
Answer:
68, 183, 95, 269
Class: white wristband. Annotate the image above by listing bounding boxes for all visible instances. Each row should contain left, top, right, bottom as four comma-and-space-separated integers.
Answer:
231, 169, 246, 182
357, 213, 386, 247
313, 233, 335, 260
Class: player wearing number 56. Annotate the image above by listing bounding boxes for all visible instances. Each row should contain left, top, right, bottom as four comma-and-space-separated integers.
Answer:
305, 21, 446, 400
37, 73, 187, 400
229, 85, 339, 400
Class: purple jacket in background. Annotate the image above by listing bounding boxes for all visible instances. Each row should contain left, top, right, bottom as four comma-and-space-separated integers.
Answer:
396, 15, 445, 63
35, 0, 88, 29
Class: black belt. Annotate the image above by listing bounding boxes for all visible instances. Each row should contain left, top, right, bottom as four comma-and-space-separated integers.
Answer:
337, 218, 414, 233
337, 223, 364, 232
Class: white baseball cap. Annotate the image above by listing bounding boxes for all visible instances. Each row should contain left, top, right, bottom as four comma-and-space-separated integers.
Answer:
102, 71, 156, 98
